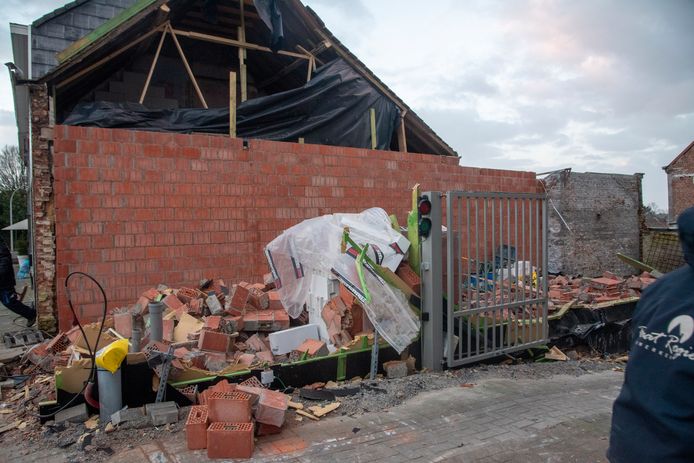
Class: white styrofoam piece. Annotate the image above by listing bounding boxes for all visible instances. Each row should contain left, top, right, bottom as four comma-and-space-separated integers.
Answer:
268, 324, 320, 355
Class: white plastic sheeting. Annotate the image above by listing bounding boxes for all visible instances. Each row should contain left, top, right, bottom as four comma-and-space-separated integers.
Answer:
264, 208, 419, 353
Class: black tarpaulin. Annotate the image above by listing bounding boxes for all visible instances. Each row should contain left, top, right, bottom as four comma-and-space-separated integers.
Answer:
62, 59, 400, 150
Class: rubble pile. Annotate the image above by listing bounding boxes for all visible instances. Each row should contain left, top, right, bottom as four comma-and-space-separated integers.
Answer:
548, 271, 657, 309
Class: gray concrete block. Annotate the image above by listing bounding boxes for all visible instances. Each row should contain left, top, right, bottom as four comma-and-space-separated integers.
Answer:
144, 401, 177, 418
54, 403, 88, 424
150, 408, 179, 426
111, 406, 145, 425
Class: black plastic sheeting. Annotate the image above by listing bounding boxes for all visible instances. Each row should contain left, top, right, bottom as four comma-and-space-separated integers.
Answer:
63, 59, 400, 151
549, 300, 638, 354
253, 0, 284, 52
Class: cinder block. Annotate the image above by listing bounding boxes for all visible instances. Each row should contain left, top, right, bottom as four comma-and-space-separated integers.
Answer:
186, 405, 209, 450
383, 360, 408, 379
144, 401, 177, 418
111, 406, 145, 425
206, 295, 224, 315
198, 329, 231, 352
54, 403, 88, 424
255, 389, 288, 427
207, 422, 254, 459
208, 391, 252, 423
151, 407, 179, 426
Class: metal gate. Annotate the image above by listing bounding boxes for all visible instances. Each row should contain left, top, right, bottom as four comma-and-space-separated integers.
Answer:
421, 191, 548, 370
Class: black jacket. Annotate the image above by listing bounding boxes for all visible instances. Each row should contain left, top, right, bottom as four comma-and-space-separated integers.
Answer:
608, 207, 694, 462
0, 242, 15, 291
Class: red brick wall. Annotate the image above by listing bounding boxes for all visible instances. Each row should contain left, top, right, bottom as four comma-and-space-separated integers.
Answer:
667, 145, 694, 221
52, 125, 540, 330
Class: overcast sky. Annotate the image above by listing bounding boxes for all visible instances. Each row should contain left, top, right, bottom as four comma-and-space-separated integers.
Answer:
1, 0, 693, 208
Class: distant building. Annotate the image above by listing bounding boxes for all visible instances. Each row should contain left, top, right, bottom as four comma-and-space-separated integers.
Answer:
663, 140, 694, 224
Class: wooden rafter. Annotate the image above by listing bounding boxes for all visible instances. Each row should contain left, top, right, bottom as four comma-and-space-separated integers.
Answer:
167, 24, 208, 108
139, 26, 168, 103
169, 27, 310, 60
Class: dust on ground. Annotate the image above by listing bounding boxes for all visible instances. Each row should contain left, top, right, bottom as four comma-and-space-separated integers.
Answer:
1, 354, 625, 462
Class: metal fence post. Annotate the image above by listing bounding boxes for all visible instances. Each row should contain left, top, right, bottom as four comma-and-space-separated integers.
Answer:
421, 191, 443, 371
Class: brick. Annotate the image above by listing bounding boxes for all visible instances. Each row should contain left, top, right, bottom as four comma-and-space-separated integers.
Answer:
162, 293, 183, 310
186, 405, 209, 450
208, 391, 252, 423
242, 308, 290, 331
205, 315, 222, 330
162, 318, 174, 342
255, 350, 274, 364
207, 422, 254, 459
229, 283, 250, 311
198, 329, 231, 352
46, 331, 71, 354
383, 360, 408, 379
396, 262, 421, 294
248, 286, 269, 310
268, 290, 284, 310
255, 389, 288, 427
293, 338, 328, 357
256, 422, 282, 436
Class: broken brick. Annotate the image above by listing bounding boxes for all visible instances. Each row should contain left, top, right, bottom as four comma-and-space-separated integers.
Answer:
185, 405, 209, 450
293, 338, 328, 357
162, 293, 183, 310
242, 308, 290, 331
198, 329, 231, 352
263, 272, 275, 290
162, 318, 174, 342
247, 285, 269, 310
46, 331, 71, 354
208, 391, 252, 423
113, 311, 133, 338
246, 333, 269, 352
205, 315, 223, 331
396, 262, 421, 294
255, 350, 274, 364
229, 283, 250, 311
207, 422, 254, 459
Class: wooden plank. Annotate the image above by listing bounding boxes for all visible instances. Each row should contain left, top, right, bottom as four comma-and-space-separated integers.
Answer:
168, 24, 208, 108
306, 56, 313, 81
397, 110, 408, 152
57, 26, 164, 89
370, 108, 377, 150
169, 27, 309, 60
139, 27, 167, 104
295, 409, 319, 421
229, 71, 237, 138
258, 41, 329, 89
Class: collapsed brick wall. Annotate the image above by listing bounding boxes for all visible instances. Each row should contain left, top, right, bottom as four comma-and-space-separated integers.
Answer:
544, 171, 643, 276
30, 84, 58, 332
665, 145, 694, 223
51, 126, 540, 330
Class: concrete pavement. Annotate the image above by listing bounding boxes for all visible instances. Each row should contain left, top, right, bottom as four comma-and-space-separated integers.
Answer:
108, 369, 623, 463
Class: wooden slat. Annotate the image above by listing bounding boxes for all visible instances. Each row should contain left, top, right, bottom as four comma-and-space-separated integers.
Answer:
56, 26, 164, 89
167, 24, 208, 108
229, 71, 237, 138
370, 108, 377, 150
139, 27, 167, 103
398, 110, 408, 152
169, 27, 310, 60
